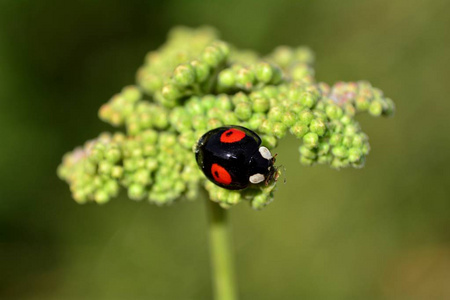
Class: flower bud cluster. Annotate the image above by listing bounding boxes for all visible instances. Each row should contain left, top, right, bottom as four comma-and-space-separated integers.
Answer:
58, 130, 203, 205
137, 27, 231, 108
266, 46, 316, 83
58, 26, 394, 210
57, 133, 124, 204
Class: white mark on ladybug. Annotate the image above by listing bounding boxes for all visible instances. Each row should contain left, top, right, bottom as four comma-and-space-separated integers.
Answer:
259, 146, 272, 160
249, 173, 265, 184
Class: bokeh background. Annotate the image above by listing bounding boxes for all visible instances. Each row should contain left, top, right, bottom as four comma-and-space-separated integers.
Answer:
1, 0, 449, 299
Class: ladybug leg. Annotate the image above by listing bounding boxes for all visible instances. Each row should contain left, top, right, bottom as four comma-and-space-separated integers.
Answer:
264, 165, 279, 185
271, 153, 277, 165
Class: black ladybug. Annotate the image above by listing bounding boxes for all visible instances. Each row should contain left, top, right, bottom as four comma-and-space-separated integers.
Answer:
195, 125, 277, 190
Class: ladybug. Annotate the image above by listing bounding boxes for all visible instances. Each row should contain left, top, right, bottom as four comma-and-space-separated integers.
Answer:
195, 125, 277, 190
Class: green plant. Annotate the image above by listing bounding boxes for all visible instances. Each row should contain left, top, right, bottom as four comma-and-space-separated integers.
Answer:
58, 26, 394, 300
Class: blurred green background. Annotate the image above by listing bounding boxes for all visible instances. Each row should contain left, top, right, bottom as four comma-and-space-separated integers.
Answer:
1, 0, 449, 299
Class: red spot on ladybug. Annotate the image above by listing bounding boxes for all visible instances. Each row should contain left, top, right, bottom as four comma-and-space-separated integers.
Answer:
211, 163, 232, 185
220, 128, 246, 143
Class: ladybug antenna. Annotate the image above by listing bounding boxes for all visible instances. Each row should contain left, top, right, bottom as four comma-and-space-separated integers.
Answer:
277, 164, 286, 184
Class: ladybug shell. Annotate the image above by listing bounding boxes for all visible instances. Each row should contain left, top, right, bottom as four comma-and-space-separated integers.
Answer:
195, 126, 272, 190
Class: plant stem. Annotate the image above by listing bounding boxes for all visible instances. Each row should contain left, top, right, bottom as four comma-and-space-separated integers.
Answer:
206, 199, 238, 300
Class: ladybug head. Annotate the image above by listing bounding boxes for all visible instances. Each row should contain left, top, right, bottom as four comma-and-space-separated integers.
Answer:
248, 146, 277, 185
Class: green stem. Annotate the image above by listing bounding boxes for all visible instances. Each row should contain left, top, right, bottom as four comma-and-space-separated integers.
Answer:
206, 199, 238, 300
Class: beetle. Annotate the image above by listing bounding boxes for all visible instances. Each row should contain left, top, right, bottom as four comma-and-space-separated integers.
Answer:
195, 125, 277, 190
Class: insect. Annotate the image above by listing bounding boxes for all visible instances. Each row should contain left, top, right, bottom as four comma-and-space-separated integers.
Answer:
195, 125, 277, 190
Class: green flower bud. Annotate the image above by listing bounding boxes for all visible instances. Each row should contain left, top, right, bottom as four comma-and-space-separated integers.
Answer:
186, 97, 205, 115
362, 143, 370, 155
128, 183, 146, 200
252, 97, 270, 113
267, 106, 284, 122
134, 169, 151, 185
255, 62, 273, 83
270, 66, 283, 84
111, 166, 123, 178
173, 64, 196, 87
251, 193, 273, 210
348, 148, 362, 162
355, 96, 370, 111
344, 124, 358, 136
217, 95, 233, 111
207, 118, 222, 130
145, 158, 158, 171
309, 119, 326, 136
73, 190, 87, 204
329, 133, 342, 145
247, 113, 265, 130
259, 119, 274, 134
326, 104, 343, 120
262, 86, 278, 98
222, 111, 239, 125
84, 161, 97, 175
331, 158, 348, 169
192, 115, 208, 130
272, 46, 294, 67
89, 147, 104, 163
318, 143, 330, 155
369, 100, 383, 116
340, 115, 352, 125
236, 68, 255, 89
291, 63, 314, 81
98, 161, 113, 175
152, 108, 169, 129
351, 135, 363, 148
300, 156, 315, 166
201, 95, 217, 110
235, 102, 252, 121
207, 107, 222, 120
124, 159, 138, 171
344, 104, 356, 117
332, 146, 347, 158
127, 122, 141, 135
317, 154, 332, 164
227, 191, 241, 205
232, 92, 250, 105
122, 86, 142, 103
261, 135, 278, 148
130, 147, 143, 158
139, 112, 152, 129
294, 46, 315, 64
94, 190, 110, 204
299, 145, 316, 159
272, 122, 287, 139
303, 132, 319, 148
161, 84, 181, 104
342, 136, 353, 148
290, 121, 309, 138
213, 41, 230, 57
281, 111, 297, 127
313, 110, 327, 122
218, 69, 236, 88
298, 110, 314, 124
104, 180, 119, 197
291, 103, 304, 114
179, 131, 196, 149
141, 130, 158, 144
190, 60, 210, 83
203, 45, 225, 67
300, 92, 317, 108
